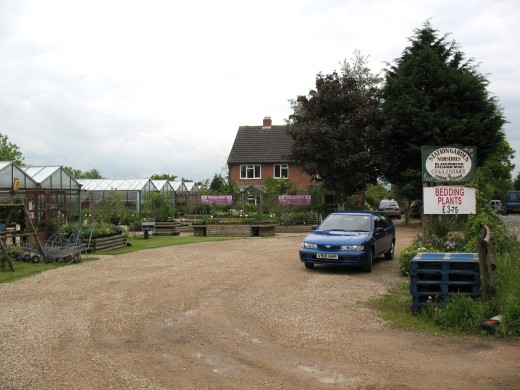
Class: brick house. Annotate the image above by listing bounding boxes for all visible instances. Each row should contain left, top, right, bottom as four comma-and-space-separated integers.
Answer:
227, 117, 313, 192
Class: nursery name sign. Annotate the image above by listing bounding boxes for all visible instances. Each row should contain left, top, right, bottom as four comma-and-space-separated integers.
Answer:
421, 146, 476, 182
423, 186, 476, 215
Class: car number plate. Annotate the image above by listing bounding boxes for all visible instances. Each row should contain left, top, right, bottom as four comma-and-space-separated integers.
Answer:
317, 253, 338, 260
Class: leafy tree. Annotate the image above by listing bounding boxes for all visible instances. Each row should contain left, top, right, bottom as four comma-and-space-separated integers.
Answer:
514, 172, 520, 190
264, 177, 292, 195
151, 173, 177, 181
143, 192, 174, 221
477, 140, 515, 200
0, 133, 24, 164
364, 182, 391, 209
209, 174, 227, 193
287, 51, 389, 206
63, 167, 104, 179
382, 21, 506, 199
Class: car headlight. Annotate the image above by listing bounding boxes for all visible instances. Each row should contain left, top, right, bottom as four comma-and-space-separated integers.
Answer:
301, 242, 318, 249
340, 245, 364, 251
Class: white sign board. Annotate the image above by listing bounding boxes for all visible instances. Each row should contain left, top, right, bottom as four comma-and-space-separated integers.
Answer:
423, 186, 476, 214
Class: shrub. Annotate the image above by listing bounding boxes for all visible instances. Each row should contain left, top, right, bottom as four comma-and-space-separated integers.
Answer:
433, 295, 493, 332
399, 244, 420, 276
428, 215, 464, 238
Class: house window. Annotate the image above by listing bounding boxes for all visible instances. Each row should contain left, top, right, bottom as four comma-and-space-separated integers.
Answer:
274, 164, 289, 179
240, 164, 261, 179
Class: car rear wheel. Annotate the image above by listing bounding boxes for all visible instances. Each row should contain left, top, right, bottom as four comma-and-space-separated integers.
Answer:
384, 241, 395, 260
361, 250, 373, 272
304, 263, 315, 269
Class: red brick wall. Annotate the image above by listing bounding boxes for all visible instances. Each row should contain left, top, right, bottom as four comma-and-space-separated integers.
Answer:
228, 163, 313, 192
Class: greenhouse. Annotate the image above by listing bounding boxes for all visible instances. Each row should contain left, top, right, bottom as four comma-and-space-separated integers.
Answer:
171, 181, 188, 208
22, 165, 82, 233
184, 181, 201, 208
152, 180, 175, 207
78, 178, 157, 214
0, 162, 82, 240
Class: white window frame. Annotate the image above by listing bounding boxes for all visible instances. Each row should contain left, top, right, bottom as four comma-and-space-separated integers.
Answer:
274, 164, 289, 179
240, 164, 261, 179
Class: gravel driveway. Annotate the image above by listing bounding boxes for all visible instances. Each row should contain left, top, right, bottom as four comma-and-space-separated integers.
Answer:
1, 222, 519, 389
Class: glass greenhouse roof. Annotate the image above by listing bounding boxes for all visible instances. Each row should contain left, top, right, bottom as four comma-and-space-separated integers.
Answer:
78, 179, 156, 191
152, 180, 174, 191
22, 165, 81, 190
171, 181, 188, 192
0, 161, 38, 189
184, 181, 200, 193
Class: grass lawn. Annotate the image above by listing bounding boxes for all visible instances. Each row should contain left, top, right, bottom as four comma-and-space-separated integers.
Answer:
96, 235, 238, 255
1, 235, 238, 284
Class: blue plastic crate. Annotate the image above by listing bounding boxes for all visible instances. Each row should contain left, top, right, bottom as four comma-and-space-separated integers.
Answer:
410, 252, 481, 313
410, 252, 480, 273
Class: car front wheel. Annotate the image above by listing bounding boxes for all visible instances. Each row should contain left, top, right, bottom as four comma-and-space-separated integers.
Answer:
304, 263, 315, 269
361, 249, 373, 272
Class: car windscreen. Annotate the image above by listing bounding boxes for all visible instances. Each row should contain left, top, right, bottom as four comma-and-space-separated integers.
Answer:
319, 214, 372, 232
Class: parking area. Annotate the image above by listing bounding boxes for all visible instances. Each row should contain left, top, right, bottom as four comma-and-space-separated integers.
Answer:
1, 222, 519, 389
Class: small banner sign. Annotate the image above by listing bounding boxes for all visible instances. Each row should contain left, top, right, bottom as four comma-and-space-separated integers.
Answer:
421, 146, 476, 182
423, 186, 476, 214
201, 195, 233, 205
278, 195, 311, 205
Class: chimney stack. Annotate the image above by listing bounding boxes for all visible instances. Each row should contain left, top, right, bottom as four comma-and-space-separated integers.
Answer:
262, 116, 272, 129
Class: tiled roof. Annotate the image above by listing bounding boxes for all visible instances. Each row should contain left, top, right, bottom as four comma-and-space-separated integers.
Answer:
227, 125, 292, 163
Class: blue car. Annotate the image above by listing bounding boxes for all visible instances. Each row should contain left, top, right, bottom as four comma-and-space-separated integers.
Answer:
299, 211, 395, 272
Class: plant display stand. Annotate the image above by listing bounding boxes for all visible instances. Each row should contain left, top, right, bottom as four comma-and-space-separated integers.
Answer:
155, 221, 181, 236
83, 233, 127, 252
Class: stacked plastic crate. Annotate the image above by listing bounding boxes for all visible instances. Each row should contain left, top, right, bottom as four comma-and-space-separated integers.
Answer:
410, 252, 481, 313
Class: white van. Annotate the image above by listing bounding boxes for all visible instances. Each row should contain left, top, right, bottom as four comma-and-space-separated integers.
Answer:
490, 200, 502, 214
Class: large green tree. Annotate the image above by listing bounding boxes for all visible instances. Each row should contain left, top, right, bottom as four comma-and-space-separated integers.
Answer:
382, 21, 506, 199
477, 140, 515, 200
287, 52, 389, 205
63, 167, 104, 179
151, 173, 177, 181
513, 172, 520, 190
0, 133, 24, 164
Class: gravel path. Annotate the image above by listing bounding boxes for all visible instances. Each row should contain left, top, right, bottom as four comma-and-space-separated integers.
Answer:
1, 223, 519, 389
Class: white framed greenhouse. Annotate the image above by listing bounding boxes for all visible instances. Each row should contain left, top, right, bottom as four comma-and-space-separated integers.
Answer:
171, 181, 188, 208
0, 162, 82, 240
152, 180, 175, 207
22, 166, 82, 233
184, 182, 201, 208
78, 178, 157, 214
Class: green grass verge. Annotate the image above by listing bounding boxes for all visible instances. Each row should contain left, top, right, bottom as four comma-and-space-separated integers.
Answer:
370, 282, 443, 334
0, 257, 97, 284
1, 235, 238, 284
96, 235, 238, 255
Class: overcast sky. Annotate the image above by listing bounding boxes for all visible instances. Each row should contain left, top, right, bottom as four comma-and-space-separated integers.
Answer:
1, 0, 518, 182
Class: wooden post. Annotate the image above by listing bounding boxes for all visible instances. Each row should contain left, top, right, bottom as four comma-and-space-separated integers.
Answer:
477, 225, 496, 301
